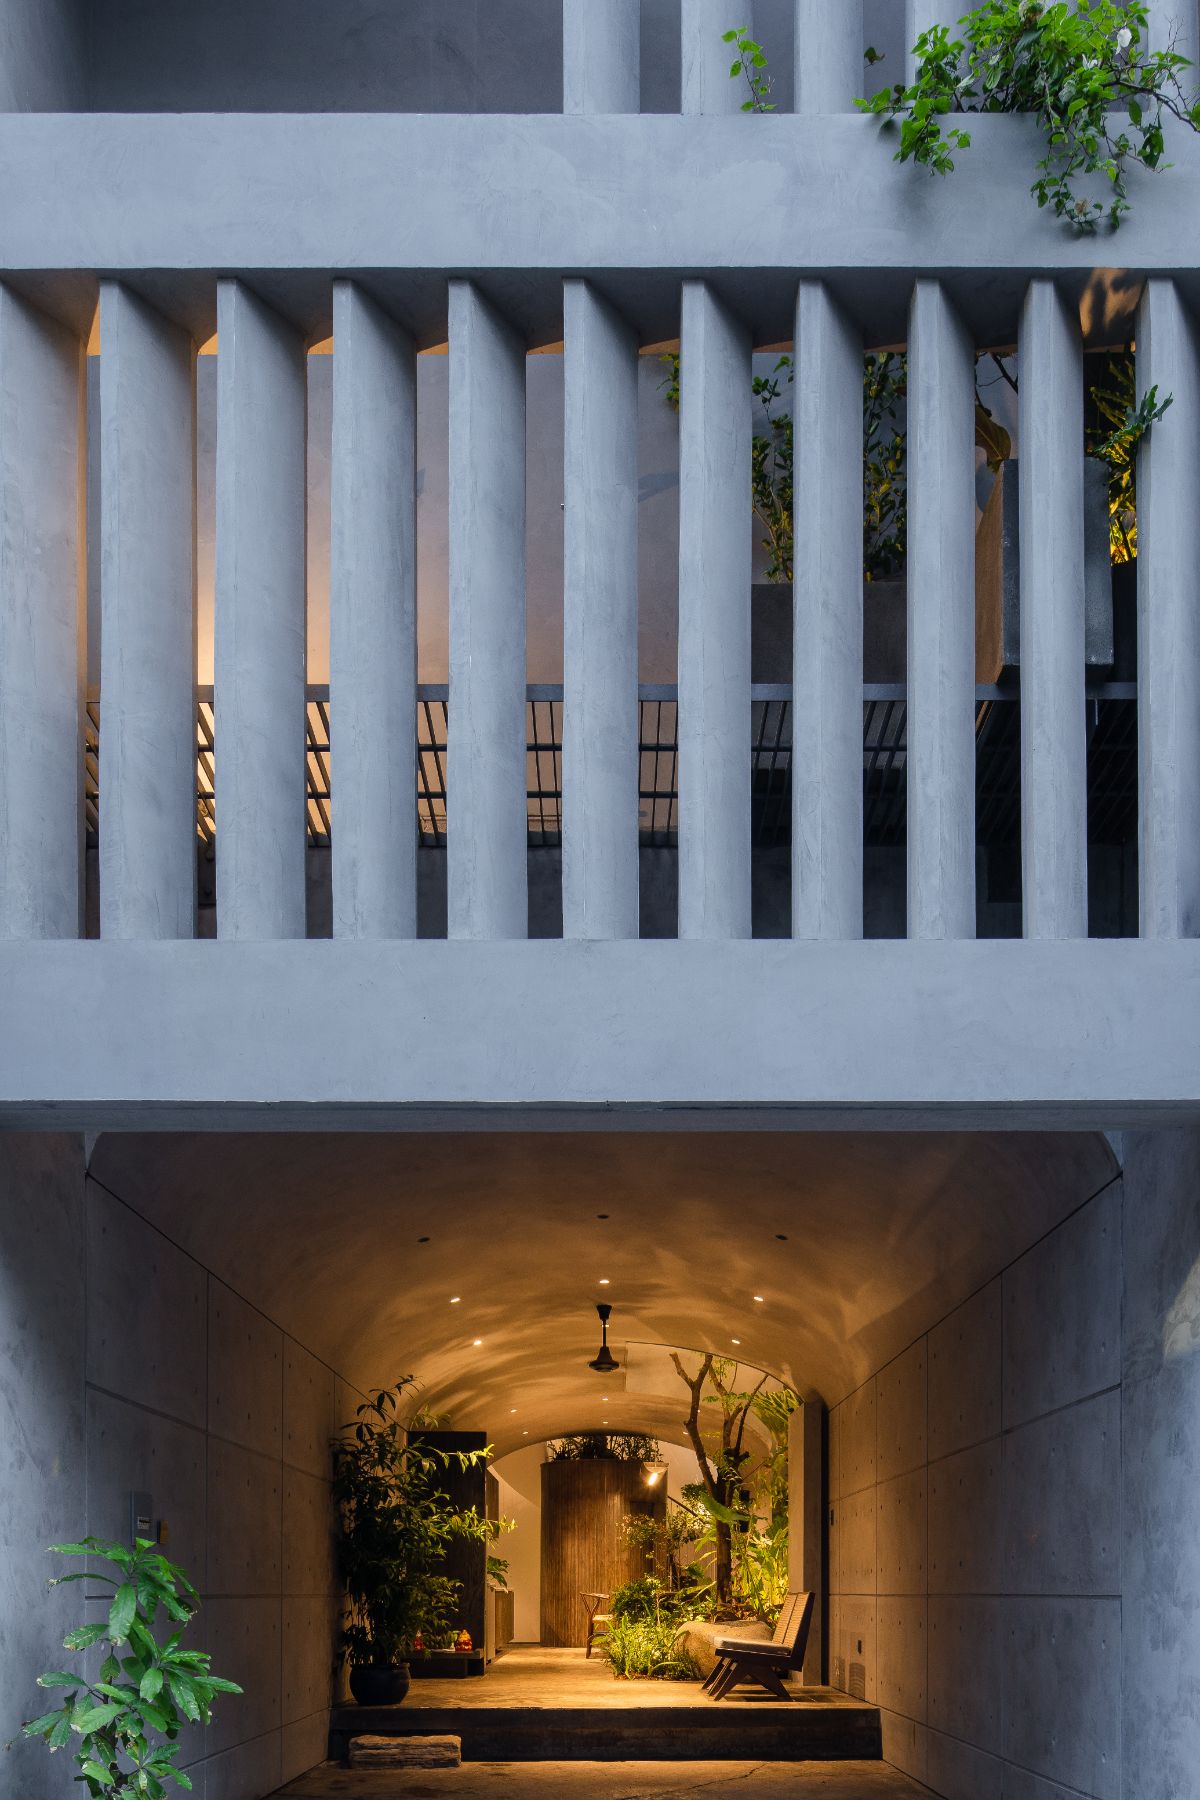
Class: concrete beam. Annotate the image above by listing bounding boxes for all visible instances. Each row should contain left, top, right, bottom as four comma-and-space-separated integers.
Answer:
447, 281, 528, 941
330, 281, 417, 940
683, 0, 754, 114
0, 286, 82, 940
795, 0, 863, 114
562, 280, 640, 940
1018, 279, 1087, 941
562, 0, 640, 114
677, 281, 752, 940
907, 280, 976, 941
98, 283, 197, 941
214, 280, 308, 941
3, 116, 1200, 304
792, 281, 862, 939
4, 940, 1200, 1126
1137, 280, 1200, 939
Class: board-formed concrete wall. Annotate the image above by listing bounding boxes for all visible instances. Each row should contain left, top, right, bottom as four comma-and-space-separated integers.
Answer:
0, 1137, 355, 1798
1121, 1126, 1200, 1800
829, 1175, 1124, 1798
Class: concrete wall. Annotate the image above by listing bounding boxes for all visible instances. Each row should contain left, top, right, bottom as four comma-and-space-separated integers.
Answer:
1, 1135, 354, 1799
0, 1134, 86, 1800
1121, 1126, 1200, 1800
829, 1175, 1124, 1798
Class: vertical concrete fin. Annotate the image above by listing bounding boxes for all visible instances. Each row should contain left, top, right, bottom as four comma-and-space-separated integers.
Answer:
795, 0, 864, 114
214, 278, 308, 942
447, 280, 528, 942
793, 280, 863, 940
677, 280, 752, 941
562, 0, 641, 114
907, 279, 976, 941
1137, 279, 1200, 939
1019, 279, 1087, 941
98, 283, 197, 942
330, 282, 418, 941
682, 0, 754, 115
0, 286, 84, 940
562, 280, 640, 941
905, 0, 941, 84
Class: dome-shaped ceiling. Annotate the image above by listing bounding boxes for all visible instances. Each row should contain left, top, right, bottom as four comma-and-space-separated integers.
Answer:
88, 1129, 1116, 1453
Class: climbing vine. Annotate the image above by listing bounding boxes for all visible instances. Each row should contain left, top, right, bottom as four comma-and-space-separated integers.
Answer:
859, 0, 1200, 231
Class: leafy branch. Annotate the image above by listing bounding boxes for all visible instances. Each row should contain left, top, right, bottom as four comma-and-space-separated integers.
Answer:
858, 0, 1200, 230
14, 1538, 241, 1799
723, 27, 775, 112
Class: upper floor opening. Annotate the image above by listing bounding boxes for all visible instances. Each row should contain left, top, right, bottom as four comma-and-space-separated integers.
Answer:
3, 0, 909, 116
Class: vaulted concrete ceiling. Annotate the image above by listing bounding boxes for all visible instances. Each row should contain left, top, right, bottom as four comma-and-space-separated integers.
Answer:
89, 1131, 1117, 1454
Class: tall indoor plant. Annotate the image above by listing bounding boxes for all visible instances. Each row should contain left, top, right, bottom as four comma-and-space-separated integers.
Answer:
332, 1379, 495, 1705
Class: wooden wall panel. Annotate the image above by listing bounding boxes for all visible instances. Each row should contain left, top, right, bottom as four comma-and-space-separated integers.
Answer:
539, 1459, 664, 1647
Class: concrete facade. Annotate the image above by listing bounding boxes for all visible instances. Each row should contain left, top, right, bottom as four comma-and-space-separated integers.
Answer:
0, 1133, 358, 1799
828, 1170, 1137, 1798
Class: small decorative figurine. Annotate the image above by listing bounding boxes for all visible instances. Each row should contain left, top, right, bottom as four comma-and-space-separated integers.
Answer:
454, 1629, 473, 1654
412, 1631, 425, 1654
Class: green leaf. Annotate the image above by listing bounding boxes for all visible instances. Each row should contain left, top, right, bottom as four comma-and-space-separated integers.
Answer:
76, 1703, 125, 1733
166, 1677, 202, 1723
140, 1668, 165, 1702
108, 1583, 138, 1644
64, 1622, 110, 1652
21, 1709, 65, 1737
37, 1672, 80, 1689
48, 1712, 73, 1750
169, 1775, 194, 1792
81, 1763, 116, 1789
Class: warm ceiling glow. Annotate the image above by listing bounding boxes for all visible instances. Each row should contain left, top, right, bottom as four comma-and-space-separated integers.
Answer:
450, 1296, 461, 1304
753, 1295, 765, 1303
732, 1338, 741, 1346
598, 1278, 610, 1286
510, 1407, 517, 1414
472, 1339, 483, 1347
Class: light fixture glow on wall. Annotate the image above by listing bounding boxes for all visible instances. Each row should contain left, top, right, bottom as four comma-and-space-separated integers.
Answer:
588, 1302, 619, 1373
643, 1461, 667, 1489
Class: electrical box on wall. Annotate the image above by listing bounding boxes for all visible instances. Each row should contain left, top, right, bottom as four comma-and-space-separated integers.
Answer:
130, 1491, 153, 1543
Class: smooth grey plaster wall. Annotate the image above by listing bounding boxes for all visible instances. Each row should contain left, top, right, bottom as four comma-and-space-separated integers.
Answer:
1121, 1126, 1200, 1800
0, 1134, 86, 1800
0, 0, 84, 110
829, 1176, 1124, 1799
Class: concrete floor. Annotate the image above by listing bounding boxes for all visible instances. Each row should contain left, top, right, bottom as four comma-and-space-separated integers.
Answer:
274, 1762, 928, 1799
353, 1646, 866, 1711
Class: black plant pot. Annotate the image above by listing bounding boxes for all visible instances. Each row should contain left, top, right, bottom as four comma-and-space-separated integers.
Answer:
349, 1663, 411, 1706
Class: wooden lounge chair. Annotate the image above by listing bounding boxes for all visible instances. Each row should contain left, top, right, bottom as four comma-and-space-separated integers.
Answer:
702, 1590, 815, 1701
581, 1591, 612, 1658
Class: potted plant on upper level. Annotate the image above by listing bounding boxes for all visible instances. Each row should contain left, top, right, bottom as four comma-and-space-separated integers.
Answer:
332, 1379, 496, 1706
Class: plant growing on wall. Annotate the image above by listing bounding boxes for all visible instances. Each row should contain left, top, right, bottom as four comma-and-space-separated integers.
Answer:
723, 27, 775, 111
15, 1537, 241, 1798
859, 0, 1200, 231
332, 1379, 499, 1673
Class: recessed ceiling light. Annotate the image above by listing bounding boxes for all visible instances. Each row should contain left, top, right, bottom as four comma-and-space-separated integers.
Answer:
510, 1407, 517, 1414
473, 1339, 483, 1347
450, 1296, 461, 1304
602, 1419, 609, 1424
598, 1278, 610, 1286
731, 1338, 741, 1346
753, 1295, 765, 1303
523, 1430, 529, 1436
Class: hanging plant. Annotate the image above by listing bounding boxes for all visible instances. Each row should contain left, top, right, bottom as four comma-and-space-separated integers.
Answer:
858, 0, 1200, 231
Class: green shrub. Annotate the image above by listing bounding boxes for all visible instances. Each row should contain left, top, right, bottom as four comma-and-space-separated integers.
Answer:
600, 1615, 699, 1681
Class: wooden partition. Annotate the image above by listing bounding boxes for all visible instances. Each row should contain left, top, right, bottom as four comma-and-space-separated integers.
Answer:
539, 1458, 665, 1647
